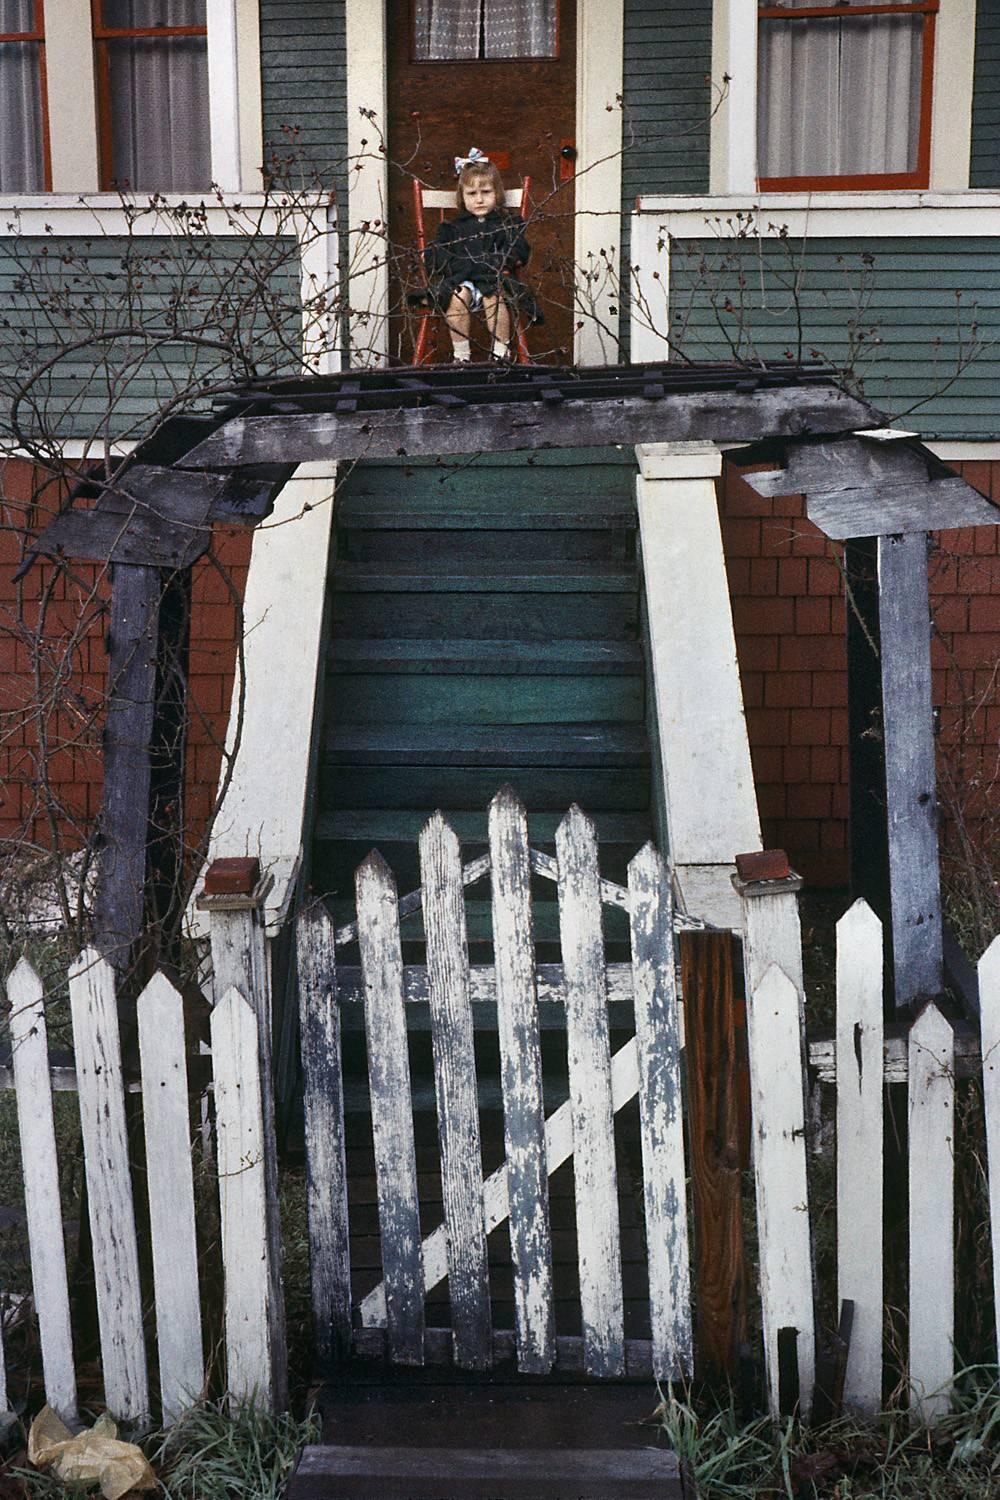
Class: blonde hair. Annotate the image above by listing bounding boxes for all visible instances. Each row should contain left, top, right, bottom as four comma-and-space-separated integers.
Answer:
455, 160, 506, 210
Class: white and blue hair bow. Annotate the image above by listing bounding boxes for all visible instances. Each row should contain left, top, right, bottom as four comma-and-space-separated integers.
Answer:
454, 146, 489, 176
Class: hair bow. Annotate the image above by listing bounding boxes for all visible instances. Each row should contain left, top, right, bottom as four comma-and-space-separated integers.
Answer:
454, 147, 489, 176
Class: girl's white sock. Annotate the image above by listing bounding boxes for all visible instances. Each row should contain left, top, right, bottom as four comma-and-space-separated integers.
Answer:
451, 338, 471, 361
492, 336, 510, 360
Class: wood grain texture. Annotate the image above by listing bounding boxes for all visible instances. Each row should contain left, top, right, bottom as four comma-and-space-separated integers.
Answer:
419, 814, 491, 1369
680, 930, 747, 1377
835, 901, 884, 1417
211, 987, 276, 1408
628, 843, 692, 1379
877, 531, 944, 1009
6, 960, 77, 1423
556, 806, 624, 1377
136, 972, 203, 1421
745, 964, 815, 1419
908, 1001, 955, 1424
296, 903, 352, 1365
488, 787, 555, 1373
356, 852, 425, 1365
980, 939, 1000, 1365
69, 950, 149, 1422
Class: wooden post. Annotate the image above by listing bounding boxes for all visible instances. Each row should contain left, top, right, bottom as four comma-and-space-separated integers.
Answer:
845, 538, 890, 933
877, 532, 943, 1011
198, 858, 288, 1409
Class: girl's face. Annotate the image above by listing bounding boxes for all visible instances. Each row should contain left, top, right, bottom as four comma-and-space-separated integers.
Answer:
462, 175, 497, 218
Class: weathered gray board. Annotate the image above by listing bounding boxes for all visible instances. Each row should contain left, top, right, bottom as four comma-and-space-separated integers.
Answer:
177, 387, 875, 467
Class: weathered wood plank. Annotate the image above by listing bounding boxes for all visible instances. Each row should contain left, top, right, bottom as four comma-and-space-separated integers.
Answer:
835, 900, 884, 1417
210, 986, 277, 1408
419, 814, 491, 1370
908, 1001, 955, 1424
809, 1025, 980, 1083
556, 806, 624, 1378
746, 964, 815, 1419
805, 480, 1000, 540
877, 531, 944, 1009
68, 950, 149, 1422
6, 960, 77, 1424
488, 788, 555, 1374
356, 852, 424, 1365
296, 903, 352, 1365
350, 1327, 658, 1377
333, 962, 638, 1009
628, 844, 692, 1380
360, 1037, 641, 1328
980, 939, 1000, 1364
136, 972, 203, 1421
681, 931, 747, 1376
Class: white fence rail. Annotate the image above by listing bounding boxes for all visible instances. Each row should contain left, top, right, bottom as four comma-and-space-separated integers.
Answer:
2, 801, 999, 1429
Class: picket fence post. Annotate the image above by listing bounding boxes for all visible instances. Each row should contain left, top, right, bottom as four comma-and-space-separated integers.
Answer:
980, 938, 1000, 1363
6, 959, 78, 1424
908, 1001, 955, 1424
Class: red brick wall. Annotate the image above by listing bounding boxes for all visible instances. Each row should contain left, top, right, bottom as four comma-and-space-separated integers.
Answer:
720, 458, 1000, 884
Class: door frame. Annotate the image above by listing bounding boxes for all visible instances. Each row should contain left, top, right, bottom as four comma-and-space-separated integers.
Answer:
345, 0, 624, 367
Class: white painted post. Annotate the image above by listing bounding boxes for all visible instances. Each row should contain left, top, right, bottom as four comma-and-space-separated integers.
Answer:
908, 1001, 955, 1425
745, 964, 815, 1419
6, 959, 78, 1424
68, 950, 149, 1424
344, 0, 389, 365
627, 843, 692, 1380
979, 938, 1000, 1363
201, 872, 287, 1409
207, 0, 242, 190
835, 900, 884, 1416
211, 987, 276, 1408
636, 443, 761, 929
136, 972, 204, 1422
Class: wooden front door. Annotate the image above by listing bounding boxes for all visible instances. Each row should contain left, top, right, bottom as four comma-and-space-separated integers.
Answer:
386, 0, 577, 364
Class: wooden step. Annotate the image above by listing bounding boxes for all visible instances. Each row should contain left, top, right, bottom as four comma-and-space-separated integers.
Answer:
329, 590, 639, 640
328, 639, 644, 675
330, 561, 636, 593
316, 808, 652, 847
320, 764, 650, 812
324, 725, 650, 767
324, 674, 644, 726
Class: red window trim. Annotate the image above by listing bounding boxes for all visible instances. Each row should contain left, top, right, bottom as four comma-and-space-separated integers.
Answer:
757, 0, 938, 192
408, 0, 561, 65
2, 0, 52, 191
90, 1, 208, 191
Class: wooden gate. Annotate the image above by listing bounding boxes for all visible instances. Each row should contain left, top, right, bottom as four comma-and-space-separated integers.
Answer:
296, 786, 694, 1380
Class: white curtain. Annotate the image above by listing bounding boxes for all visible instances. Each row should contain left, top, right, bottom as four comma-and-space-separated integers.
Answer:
758, 0, 924, 178
103, 0, 210, 190
0, 0, 44, 191
414, 0, 557, 60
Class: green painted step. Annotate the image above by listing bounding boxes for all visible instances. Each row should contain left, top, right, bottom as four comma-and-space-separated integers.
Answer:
330, 562, 636, 592
338, 528, 633, 563
315, 808, 651, 849
325, 897, 631, 948
320, 765, 650, 812
324, 674, 644, 726
324, 724, 650, 766
328, 591, 639, 640
327, 639, 643, 675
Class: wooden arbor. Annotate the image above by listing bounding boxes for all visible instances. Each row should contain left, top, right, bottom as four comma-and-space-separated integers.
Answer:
25, 362, 1000, 1012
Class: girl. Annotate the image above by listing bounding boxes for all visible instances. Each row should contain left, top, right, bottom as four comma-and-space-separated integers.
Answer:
424, 154, 534, 362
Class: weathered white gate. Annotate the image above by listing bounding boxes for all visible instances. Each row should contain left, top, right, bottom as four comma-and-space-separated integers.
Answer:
296, 786, 693, 1381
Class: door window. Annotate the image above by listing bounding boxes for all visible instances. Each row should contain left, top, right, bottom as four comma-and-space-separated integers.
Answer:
413, 0, 558, 61
757, 0, 937, 189
0, 0, 48, 191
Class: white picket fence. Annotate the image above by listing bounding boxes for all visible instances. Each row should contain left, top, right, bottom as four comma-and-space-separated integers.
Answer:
2, 796, 1000, 1429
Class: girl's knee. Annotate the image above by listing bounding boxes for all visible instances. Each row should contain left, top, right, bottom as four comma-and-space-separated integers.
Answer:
449, 287, 473, 311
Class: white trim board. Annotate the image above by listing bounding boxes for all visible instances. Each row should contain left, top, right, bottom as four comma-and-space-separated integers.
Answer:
709, 0, 976, 193
344, 0, 389, 366
634, 194, 1000, 239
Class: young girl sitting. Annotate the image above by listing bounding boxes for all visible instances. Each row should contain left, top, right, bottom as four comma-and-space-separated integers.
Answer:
424, 153, 534, 362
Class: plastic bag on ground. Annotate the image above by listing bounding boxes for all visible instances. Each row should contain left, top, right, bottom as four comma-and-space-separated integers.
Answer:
27, 1406, 156, 1498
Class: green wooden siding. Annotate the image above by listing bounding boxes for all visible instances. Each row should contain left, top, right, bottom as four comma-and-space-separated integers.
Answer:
620, 0, 713, 355
971, 0, 1000, 187
259, 0, 348, 186
666, 236, 1000, 440
0, 236, 300, 442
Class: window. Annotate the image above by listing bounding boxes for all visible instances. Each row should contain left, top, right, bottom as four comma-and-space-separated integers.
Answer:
413, 0, 558, 61
0, 0, 48, 192
757, 0, 937, 189
92, 0, 210, 191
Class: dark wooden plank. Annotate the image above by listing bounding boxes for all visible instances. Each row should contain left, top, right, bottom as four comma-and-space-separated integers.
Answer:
846, 537, 890, 950
328, 639, 643, 675
330, 562, 635, 592
681, 932, 748, 1377
329, 590, 639, 640
323, 725, 650, 767
805, 479, 1000, 539
877, 532, 944, 1010
324, 672, 643, 725
179, 386, 878, 467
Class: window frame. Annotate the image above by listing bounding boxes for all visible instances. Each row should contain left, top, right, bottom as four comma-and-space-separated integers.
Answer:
408, 0, 562, 65
90, 0, 209, 191
1, 0, 52, 191
756, 0, 939, 191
